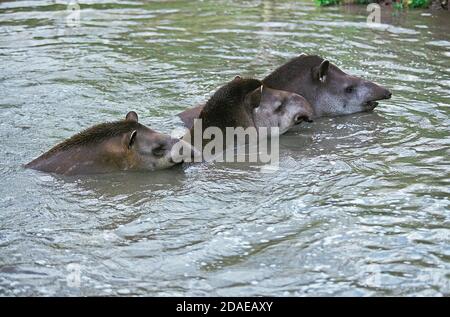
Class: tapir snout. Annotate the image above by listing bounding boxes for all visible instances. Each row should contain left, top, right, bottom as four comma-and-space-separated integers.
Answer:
289, 94, 314, 124
368, 80, 392, 100
363, 80, 392, 111
169, 138, 202, 163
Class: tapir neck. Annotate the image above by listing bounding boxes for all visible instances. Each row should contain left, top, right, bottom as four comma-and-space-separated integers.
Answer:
26, 138, 128, 175
263, 73, 313, 106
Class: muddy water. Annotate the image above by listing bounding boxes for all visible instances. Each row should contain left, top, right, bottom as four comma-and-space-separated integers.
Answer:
0, 0, 449, 296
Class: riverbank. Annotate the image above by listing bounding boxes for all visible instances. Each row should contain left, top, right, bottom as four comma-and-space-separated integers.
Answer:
315, 0, 448, 10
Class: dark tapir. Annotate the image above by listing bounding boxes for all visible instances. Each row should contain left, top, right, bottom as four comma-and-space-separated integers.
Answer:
198, 76, 313, 134
183, 77, 313, 145
25, 111, 196, 175
178, 54, 392, 128
180, 77, 313, 160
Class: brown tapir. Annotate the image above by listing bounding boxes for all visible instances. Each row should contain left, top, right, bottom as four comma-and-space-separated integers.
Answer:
25, 111, 196, 175
181, 77, 313, 155
178, 54, 392, 128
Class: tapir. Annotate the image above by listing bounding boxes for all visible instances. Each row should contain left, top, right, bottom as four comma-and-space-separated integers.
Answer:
181, 77, 313, 155
178, 54, 392, 128
25, 111, 196, 175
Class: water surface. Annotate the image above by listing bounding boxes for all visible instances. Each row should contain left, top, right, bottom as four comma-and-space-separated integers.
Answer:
0, 0, 449, 296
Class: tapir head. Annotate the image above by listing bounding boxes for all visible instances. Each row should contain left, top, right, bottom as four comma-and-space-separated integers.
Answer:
263, 55, 392, 118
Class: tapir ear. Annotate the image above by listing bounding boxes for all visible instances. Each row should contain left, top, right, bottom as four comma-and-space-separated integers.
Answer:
125, 111, 138, 122
248, 85, 263, 108
233, 75, 242, 81
128, 130, 137, 149
313, 60, 329, 83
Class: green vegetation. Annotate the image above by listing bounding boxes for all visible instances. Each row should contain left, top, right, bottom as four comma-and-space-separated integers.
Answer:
404, 0, 431, 8
314, 0, 341, 6
392, 1, 404, 9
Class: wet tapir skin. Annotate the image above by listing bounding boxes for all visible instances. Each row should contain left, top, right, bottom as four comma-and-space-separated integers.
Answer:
178, 54, 392, 128
182, 77, 314, 151
263, 54, 392, 117
25, 111, 196, 175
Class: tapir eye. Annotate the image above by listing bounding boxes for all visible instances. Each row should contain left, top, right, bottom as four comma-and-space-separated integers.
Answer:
152, 145, 166, 157
345, 86, 355, 93
275, 101, 284, 112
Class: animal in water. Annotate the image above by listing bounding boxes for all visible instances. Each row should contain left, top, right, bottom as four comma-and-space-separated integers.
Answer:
178, 54, 392, 128
25, 111, 196, 175
182, 76, 313, 153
